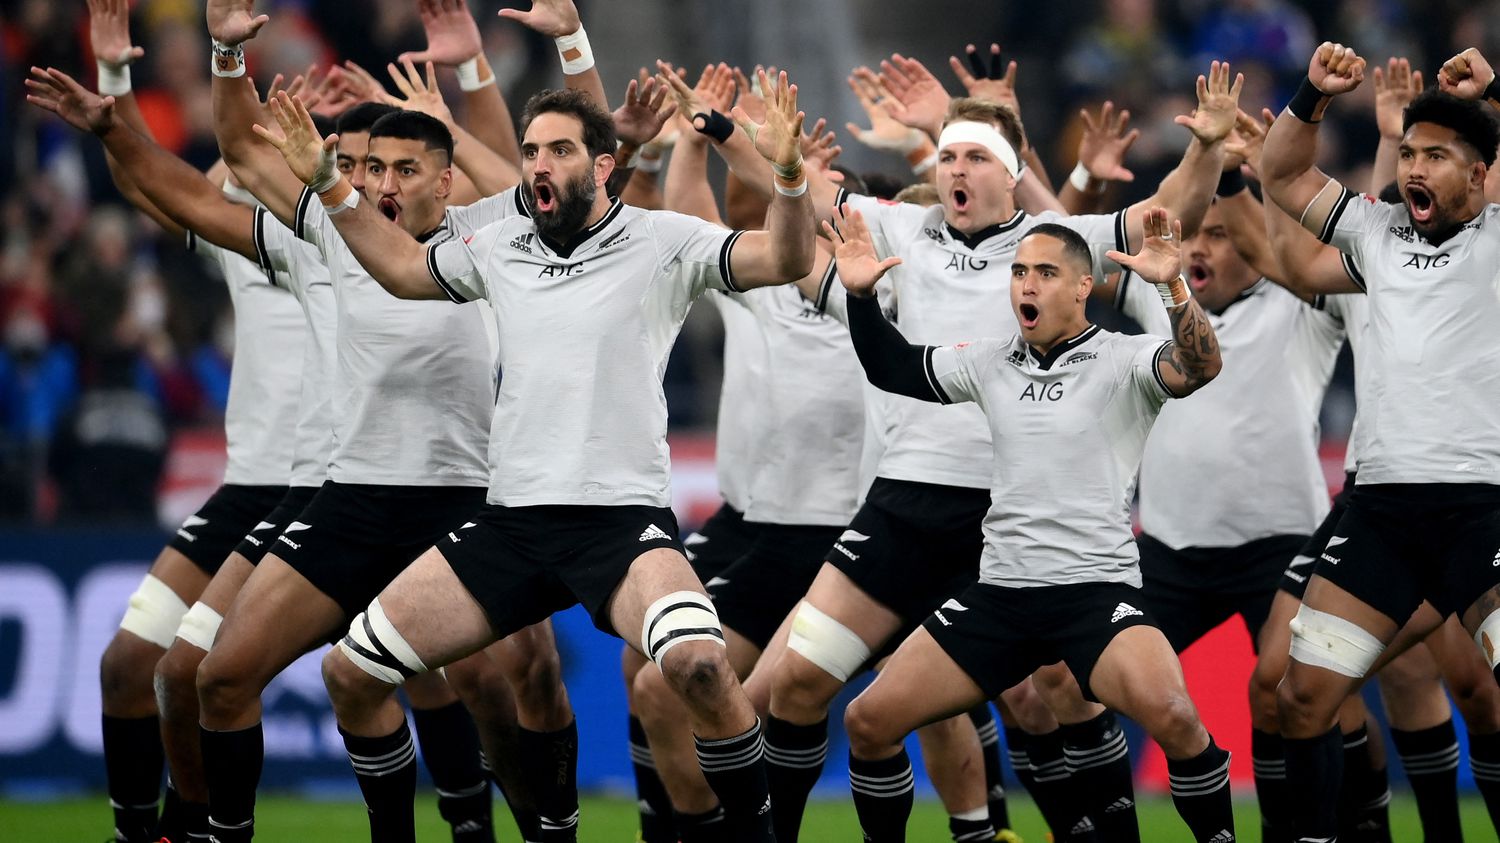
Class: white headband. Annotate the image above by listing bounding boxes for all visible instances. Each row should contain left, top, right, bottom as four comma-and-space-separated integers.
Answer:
937, 121, 1019, 177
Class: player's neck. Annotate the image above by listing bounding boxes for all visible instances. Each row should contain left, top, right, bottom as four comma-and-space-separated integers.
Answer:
1027, 317, 1093, 357
405, 206, 447, 241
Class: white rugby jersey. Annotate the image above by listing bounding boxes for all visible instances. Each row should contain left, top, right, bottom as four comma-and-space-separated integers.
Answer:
253, 208, 338, 487
294, 188, 522, 487
706, 291, 767, 512
1140, 281, 1344, 548
929, 327, 1174, 587
722, 271, 865, 525
428, 200, 743, 507
1323, 292, 1369, 474
1324, 192, 1500, 485
817, 190, 1130, 489
186, 232, 304, 486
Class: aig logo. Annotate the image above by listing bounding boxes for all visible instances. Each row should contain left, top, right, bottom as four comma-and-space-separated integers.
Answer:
1019, 382, 1064, 401
1401, 253, 1450, 270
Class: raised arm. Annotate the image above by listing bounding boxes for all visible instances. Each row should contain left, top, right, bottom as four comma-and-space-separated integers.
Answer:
384, 58, 519, 196
206, 0, 306, 228
1262, 43, 1367, 242
499, 0, 607, 108
721, 70, 815, 287
1107, 208, 1221, 396
400, 0, 521, 165
1059, 101, 1139, 215
662, 110, 724, 225
1122, 62, 1241, 247
257, 92, 442, 298
1438, 47, 1500, 109
28, 68, 258, 258
608, 71, 676, 198
828, 205, 945, 403
1371, 57, 1423, 192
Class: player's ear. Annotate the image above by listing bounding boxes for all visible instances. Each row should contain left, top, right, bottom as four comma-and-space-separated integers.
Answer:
596, 152, 616, 189
436, 161, 453, 200
1078, 273, 1094, 302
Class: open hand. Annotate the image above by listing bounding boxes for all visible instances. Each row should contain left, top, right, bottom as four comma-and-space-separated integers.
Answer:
387, 59, 454, 127
1372, 57, 1422, 139
948, 44, 1020, 117
1223, 107, 1275, 178
1077, 101, 1139, 182
1105, 207, 1182, 286
731, 68, 804, 172
401, 0, 482, 66
205, 0, 269, 46
253, 92, 340, 191
845, 68, 924, 153
614, 70, 675, 147
87, 0, 144, 67
497, 0, 582, 39
826, 204, 901, 297
878, 53, 951, 138
25, 66, 116, 134
1175, 60, 1245, 145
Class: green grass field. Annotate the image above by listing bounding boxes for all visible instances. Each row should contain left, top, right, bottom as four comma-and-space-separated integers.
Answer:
0, 794, 1493, 842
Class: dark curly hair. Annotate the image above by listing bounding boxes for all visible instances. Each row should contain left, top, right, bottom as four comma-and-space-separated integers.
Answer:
1402, 90, 1500, 168
519, 88, 618, 160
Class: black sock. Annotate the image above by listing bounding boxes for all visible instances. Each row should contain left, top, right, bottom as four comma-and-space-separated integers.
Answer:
341, 722, 418, 843
849, 750, 914, 843
949, 810, 996, 843
155, 783, 209, 843
696, 718, 775, 843
1340, 726, 1392, 843
1284, 726, 1342, 843
764, 715, 827, 843
1062, 712, 1138, 843
968, 705, 1011, 830
201, 723, 264, 843
1166, 738, 1235, 843
628, 715, 677, 843
674, 806, 727, 843
1470, 730, 1500, 832
1017, 727, 1096, 842
1390, 722, 1463, 841
484, 752, 542, 843
518, 722, 580, 842
1251, 729, 1291, 843
411, 702, 494, 843
103, 714, 163, 843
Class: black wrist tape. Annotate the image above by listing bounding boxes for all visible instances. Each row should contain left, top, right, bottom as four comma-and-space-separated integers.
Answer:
1216, 167, 1247, 197
694, 110, 735, 144
1286, 76, 1328, 123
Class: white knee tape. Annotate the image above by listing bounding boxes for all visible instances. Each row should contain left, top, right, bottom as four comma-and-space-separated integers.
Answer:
119, 575, 190, 649
174, 602, 223, 652
787, 602, 871, 683
1288, 605, 1385, 678
1476, 610, 1500, 671
641, 591, 724, 666
337, 599, 427, 686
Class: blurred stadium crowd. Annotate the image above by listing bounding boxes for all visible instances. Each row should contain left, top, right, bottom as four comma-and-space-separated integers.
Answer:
2, 0, 1496, 523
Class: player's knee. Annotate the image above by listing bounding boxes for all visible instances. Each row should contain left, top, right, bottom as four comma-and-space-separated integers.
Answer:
843, 698, 896, 758
321, 647, 392, 712
195, 650, 250, 717
1142, 692, 1204, 756
1450, 672, 1500, 731
154, 642, 203, 715
509, 639, 565, 713
659, 642, 735, 708
100, 631, 159, 703
1247, 665, 1283, 732
632, 663, 679, 727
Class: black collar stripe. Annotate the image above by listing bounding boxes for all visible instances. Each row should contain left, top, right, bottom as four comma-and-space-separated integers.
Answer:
1210, 278, 1266, 316
514, 187, 531, 218
1028, 324, 1101, 370
944, 210, 1027, 249
538, 198, 623, 258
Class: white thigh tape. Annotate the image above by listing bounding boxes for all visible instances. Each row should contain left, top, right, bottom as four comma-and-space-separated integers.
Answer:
641, 591, 724, 666
787, 602, 871, 682
337, 599, 427, 686
119, 574, 191, 649
1476, 610, 1500, 670
1288, 605, 1385, 678
175, 601, 223, 651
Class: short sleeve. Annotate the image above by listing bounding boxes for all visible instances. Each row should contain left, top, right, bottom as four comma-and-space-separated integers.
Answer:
650, 210, 745, 294
1113, 269, 1172, 336
446, 187, 526, 237
294, 186, 336, 252
427, 236, 488, 304
253, 208, 293, 274
927, 340, 1001, 405
1131, 336, 1176, 403
1321, 186, 1390, 290
1054, 209, 1129, 275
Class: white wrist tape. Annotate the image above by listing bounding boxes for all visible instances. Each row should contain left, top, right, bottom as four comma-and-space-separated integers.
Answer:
324, 186, 360, 215
455, 57, 493, 92
937, 120, 1018, 177
97, 59, 132, 97
210, 39, 246, 78
616, 142, 641, 169
1068, 162, 1094, 192
554, 27, 595, 75
636, 153, 664, 173
775, 179, 808, 197
911, 151, 938, 175
119, 574, 190, 649
1154, 273, 1191, 309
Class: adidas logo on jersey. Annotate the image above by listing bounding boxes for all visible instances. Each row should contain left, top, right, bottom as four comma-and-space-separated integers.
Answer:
1110, 602, 1143, 623
639, 524, 671, 542
1071, 817, 1096, 834
509, 234, 534, 254
1492, 546, 1500, 567
1208, 831, 1234, 842
1104, 797, 1134, 812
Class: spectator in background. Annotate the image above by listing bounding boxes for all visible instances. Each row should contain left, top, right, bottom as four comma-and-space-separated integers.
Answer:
1064, 0, 1191, 107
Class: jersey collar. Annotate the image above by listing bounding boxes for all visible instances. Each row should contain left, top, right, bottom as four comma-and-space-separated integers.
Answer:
945, 210, 1027, 250
1027, 323, 1101, 370
1209, 277, 1268, 317
537, 197, 624, 258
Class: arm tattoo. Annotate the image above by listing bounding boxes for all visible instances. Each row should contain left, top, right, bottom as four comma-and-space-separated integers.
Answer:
1165, 299, 1220, 393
